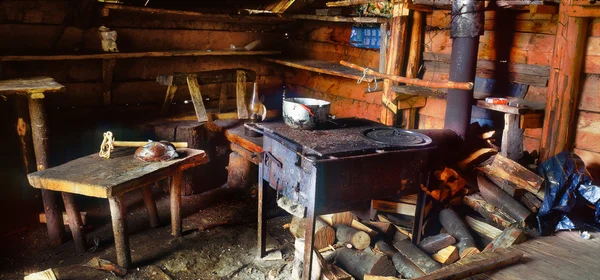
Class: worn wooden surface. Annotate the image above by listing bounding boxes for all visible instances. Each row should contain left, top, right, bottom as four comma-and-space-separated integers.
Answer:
27, 148, 208, 198
477, 154, 544, 199
0, 77, 64, 96
475, 99, 545, 115
186, 75, 209, 122
156, 69, 257, 87
290, 14, 389, 23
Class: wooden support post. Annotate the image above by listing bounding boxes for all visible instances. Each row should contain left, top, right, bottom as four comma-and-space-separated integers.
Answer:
160, 85, 178, 116
381, 3, 409, 125
170, 171, 183, 237
62, 193, 86, 253
302, 174, 318, 280
236, 70, 249, 119
28, 97, 65, 244
218, 83, 228, 113
108, 195, 131, 269
102, 59, 116, 106
257, 162, 267, 258
379, 22, 388, 73
141, 185, 160, 228
501, 113, 523, 160
402, 11, 425, 129
540, 2, 589, 161
186, 75, 209, 122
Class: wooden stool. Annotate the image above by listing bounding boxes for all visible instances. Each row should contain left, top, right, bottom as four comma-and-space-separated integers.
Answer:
28, 148, 208, 268
156, 69, 256, 121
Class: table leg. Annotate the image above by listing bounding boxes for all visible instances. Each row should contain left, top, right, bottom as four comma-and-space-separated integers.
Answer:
411, 172, 430, 245
28, 97, 65, 244
170, 171, 183, 237
257, 162, 267, 258
302, 199, 317, 280
62, 193, 86, 253
141, 184, 160, 228
108, 195, 131, 268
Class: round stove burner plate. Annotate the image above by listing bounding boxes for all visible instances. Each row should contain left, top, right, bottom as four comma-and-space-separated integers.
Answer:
362, 127, 432, 147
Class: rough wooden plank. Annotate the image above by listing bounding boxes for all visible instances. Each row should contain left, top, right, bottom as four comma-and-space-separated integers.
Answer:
0, 77, 64, 96
264, 58, 375, 82
160, 85, 178, 115
465, 216, 503, 240
463, 193, 517, 229
289, 14, 389, 23
236, 70, 249, 119
156, 69, 257, 86
371, 200, 416, 216
476, 154, 544, 199
574, 111, 600, 153
102, 59, 116, 106
519, 113, 544, 129
483, 226, 526, 252
501, 113, 524, 160
27, 148, 208, 198
186, 75, 209, 122
475, 99, 544, 115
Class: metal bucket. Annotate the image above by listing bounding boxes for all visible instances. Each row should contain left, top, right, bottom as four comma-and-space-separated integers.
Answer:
282, 98, 331, 130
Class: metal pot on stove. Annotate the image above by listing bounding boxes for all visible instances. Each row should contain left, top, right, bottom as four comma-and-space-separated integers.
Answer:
282, 98, 331, 130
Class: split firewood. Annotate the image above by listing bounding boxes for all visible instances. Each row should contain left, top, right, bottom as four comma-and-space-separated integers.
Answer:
394, 231, 411, 243
477, 175, 532, 227
483, 225, 526, 252
318, 243, 344, 253
394, 240, 442, 274
372, 200, 416, 216
336, 224, 371, 250
364, 276, 401, 280
520, 192, 543, 213
314, 249, 353, 280
292, 238, 322, 280
392, 252, 426, 278
290, 216, 335, 250
464, 216, 502, 241
463, 193, 517, 228
485, 173, 517, 196
418, 233, 456, 254
320, 213, 377, 237
377, 214, 391, 223
334, 247, 397, 280
476, 154, 544, 199
435, 167, 467, 196
368, 221, 395, 236
479, 130, 496, 140
431, 245, 459, 264
439, 209, 480, 258
374, 240, 397, 257
24, 269, 57, 280
457, 148, 497, 171
82, 257, 127, 277
411, 248, 523, 280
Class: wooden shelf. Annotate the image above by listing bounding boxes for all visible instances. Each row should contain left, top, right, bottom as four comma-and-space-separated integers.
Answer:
102, 3, 292, 23
0, 50, 281, 62
476, 98, 545, 115
289, 14, 389, 23
263, 58, 375, 82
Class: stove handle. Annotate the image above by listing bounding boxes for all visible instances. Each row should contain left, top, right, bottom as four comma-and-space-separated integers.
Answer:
265, 152, 283, 169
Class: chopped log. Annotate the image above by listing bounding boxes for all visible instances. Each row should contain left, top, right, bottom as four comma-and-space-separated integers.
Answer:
374, 240, 397, 257
463, 193, 517, 228
394, 231, 410, 243
377, 214, 391, 223
315, 249, 353, 280
369, 221, 395, 236
439, 209, 480, 259
412, 248, 523, 280
477, 175, 532, 227
24, 269, 57, 280
290, 216, 336, 250
485, 173, 517, 197
476, 154, 544, 199
483, 226, 526, 252
320, 212, 355, 227
334, 247, 397, 280
418, 233, 456, 254
520, 192, 543, 213
393, 240, 442, 274
326, 0, 384, 7
392, 252, 426, 279
336, 225, 371, 250
292, 238, 322, 280
458, 148, 497, 171
372, 200, 417, 216
464, 216, 502, 241
364, 276, 400, 280
431, 245, 459, 265
82, 257, 127, 277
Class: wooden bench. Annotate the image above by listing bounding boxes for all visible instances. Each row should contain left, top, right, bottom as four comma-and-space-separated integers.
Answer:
27, 148, 208, 268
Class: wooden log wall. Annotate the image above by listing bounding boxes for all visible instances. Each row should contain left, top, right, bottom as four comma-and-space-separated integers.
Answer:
0, 0, 286, 115
284, 20, 383, 121
420, 10, 600, 182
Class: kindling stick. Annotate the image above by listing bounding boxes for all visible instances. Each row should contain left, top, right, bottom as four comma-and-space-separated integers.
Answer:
340, 60, 474, 90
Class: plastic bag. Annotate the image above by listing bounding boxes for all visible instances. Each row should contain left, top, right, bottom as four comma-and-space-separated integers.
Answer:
537, 151, 600, 235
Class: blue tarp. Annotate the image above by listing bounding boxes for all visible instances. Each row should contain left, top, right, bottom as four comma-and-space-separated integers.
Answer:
537, 152, 600, 235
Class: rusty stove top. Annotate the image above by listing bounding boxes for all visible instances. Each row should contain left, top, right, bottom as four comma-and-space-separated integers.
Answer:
255, 118, 432, 158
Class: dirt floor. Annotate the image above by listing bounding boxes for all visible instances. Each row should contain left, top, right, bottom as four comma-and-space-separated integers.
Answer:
0, 186, 295, 280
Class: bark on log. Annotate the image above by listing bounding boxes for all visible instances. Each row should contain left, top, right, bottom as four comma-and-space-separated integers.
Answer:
463, 193, 517, 228
439, 209, 480, 258
336, 225, 371, 250
290, 216, 336, 250
483, 226, 526, 252
334, 247, 397, 280
374, 240, 397, 257
393, 240, 441, 274
392, 252, 426, 279
418, 233, 456, 254
477, 175, 532, 227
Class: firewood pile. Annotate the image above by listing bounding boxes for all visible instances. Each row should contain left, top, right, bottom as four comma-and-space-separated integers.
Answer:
286, 146, 546, 279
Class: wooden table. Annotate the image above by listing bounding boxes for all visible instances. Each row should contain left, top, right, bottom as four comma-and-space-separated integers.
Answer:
27, 148, 208, 268
0, 77, 67, 245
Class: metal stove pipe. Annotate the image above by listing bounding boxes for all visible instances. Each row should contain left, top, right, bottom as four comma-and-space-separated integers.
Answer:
443, 0, 485, 139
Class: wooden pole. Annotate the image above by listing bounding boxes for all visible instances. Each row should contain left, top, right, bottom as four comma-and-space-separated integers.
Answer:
62, 193, 86, 253
402, 11, 425, 129
170, 171, 183, 237
108, 195, 131, 269
540, 1, 589, 161
28, 97, 65, 245
141, 185, 160, 228
341, 61, 473, 90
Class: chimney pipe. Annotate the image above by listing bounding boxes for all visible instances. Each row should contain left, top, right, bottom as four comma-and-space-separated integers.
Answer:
443, 0, 485, 139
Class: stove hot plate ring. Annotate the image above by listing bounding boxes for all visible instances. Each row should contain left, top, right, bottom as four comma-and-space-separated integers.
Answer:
361, 127, 433, 147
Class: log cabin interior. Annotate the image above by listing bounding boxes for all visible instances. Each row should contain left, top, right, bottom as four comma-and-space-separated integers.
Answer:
1, 0, 599, 279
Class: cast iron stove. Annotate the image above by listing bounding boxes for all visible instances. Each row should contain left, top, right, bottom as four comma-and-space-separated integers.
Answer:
255, 118, 435, 280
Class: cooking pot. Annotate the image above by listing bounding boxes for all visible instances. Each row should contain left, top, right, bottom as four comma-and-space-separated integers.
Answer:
282, 98, 331, 130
